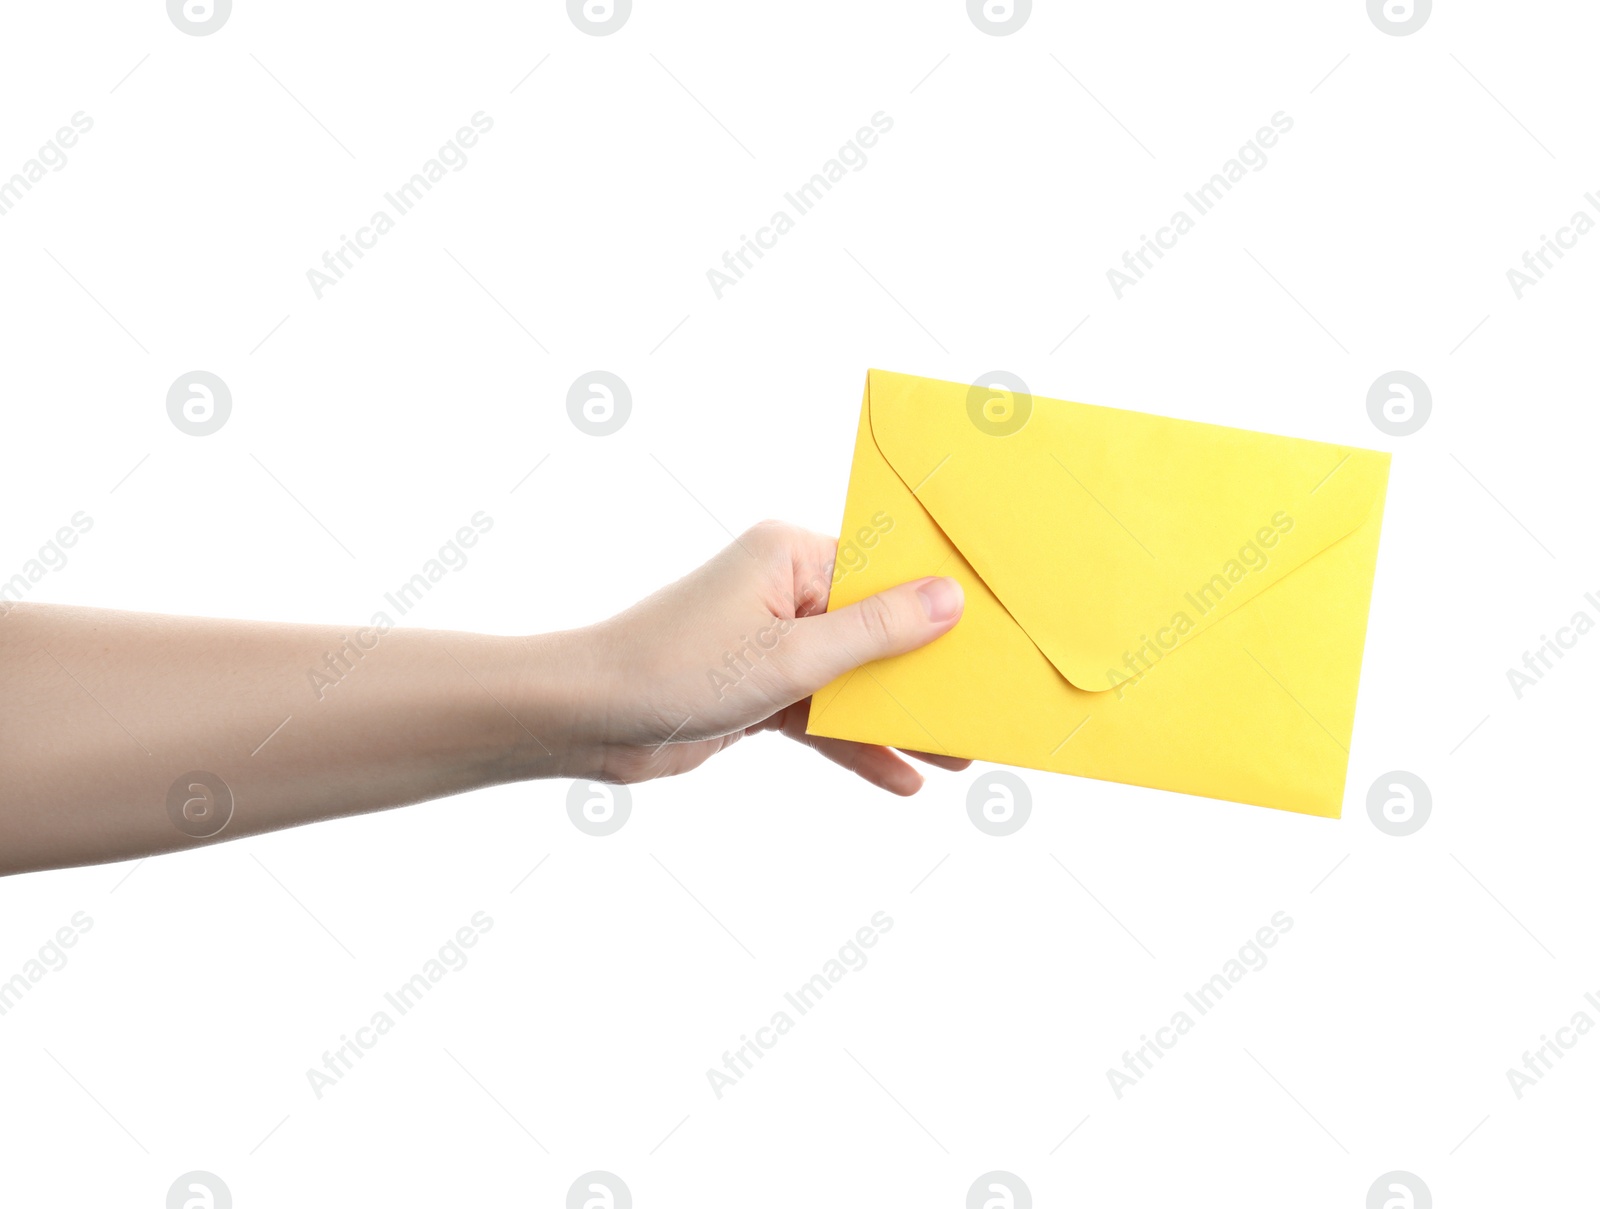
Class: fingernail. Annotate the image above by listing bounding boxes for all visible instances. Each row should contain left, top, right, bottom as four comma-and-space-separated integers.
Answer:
916, 576, 963, 623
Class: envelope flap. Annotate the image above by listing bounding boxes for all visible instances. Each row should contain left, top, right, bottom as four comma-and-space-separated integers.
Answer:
864, 369, 1390, 692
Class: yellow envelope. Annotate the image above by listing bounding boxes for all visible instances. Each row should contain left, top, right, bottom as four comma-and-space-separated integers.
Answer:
806, 369, 1391, 817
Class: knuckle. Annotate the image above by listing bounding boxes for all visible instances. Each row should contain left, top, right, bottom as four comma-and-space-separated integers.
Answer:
742, 519, 793, 551
854, 593, 898, 651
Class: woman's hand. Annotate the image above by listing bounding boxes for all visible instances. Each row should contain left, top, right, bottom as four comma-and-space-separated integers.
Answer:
565, 520, 968, 793
1, 521, 966, 874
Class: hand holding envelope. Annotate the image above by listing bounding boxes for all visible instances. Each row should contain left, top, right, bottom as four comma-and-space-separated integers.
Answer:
806, 370, 1391, 817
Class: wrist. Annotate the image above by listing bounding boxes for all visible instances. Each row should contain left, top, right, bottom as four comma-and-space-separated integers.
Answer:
498, 626, 621, 783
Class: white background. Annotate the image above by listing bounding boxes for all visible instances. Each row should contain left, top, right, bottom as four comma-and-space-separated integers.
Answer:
1, 1, 1595, 1205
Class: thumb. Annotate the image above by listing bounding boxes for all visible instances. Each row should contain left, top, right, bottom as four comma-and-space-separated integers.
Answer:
782, 576, 964, 693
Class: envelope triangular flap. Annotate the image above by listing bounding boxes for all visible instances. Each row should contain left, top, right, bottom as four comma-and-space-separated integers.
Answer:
864, 369, 1386, 692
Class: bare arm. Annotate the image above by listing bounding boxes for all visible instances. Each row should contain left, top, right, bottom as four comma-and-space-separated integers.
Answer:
0, 523, 965, 875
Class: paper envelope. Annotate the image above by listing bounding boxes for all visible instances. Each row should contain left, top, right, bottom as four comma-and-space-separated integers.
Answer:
805, 369, 1391, 817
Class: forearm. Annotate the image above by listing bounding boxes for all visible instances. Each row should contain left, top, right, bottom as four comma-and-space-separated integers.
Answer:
0, 604, 599, 874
